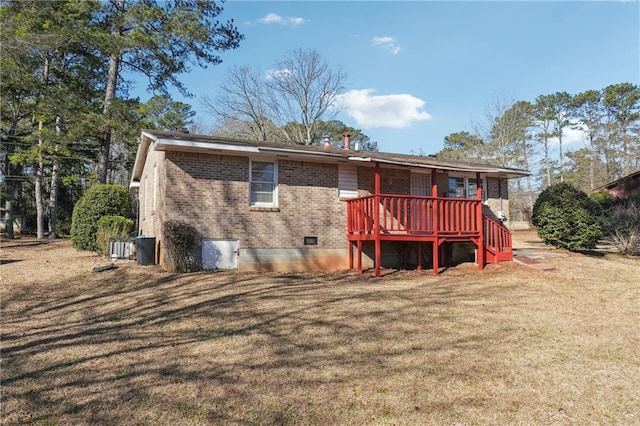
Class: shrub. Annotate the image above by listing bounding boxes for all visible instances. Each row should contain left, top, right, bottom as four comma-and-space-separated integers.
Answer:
532, 182, 602, 251
95, 215, 134, 256
71, 184, 132, 252
161, 220, 201, 273
602, 193, 640, 255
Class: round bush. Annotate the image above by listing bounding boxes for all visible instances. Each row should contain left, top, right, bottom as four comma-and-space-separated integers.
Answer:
71, 184, 132, 252
532, 182, 602, 251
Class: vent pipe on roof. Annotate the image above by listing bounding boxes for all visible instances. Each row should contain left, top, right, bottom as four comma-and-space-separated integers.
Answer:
343, 132, 350, 150
323, 135, 331, 149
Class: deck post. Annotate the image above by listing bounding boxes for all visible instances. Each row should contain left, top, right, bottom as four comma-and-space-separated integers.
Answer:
374, 162, 381, 277
433, 240, 439, 275
348, 241, 354, 269
476, 172, 485, 271
417, 243, 422, 271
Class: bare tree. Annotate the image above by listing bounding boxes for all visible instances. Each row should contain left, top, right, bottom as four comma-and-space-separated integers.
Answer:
202, 65, 277, 141
266, 49, 346, 144
205, 49, 346, 144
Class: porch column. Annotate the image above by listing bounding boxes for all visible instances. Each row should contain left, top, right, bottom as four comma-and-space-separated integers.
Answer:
374, 162, 381, 277
476, 172, 485, 271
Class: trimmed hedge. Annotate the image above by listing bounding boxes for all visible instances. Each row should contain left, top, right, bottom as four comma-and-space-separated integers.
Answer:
532, 182, 602, 251
96, 215, 134, 255
71, 184, 132, 252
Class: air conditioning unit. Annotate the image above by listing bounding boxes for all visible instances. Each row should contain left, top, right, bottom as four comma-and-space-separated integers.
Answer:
108, 238, 135, 260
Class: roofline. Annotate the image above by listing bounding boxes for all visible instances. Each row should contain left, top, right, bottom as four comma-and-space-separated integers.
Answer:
129, 130, 530, 189
592, 170, 640, 193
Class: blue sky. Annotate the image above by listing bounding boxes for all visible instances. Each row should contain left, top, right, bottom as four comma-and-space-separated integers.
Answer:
143, 1, 640, 156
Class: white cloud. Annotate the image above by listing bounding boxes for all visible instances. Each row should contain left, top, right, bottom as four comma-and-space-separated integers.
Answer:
265, 68, 292, 81
257, 13, 307, 27
372, 36, 401, 54
338, 89, 432, 128
561, 125, 587, 146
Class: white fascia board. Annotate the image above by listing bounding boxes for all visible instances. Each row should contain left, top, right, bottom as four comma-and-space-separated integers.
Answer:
347, 156, 529, 178
154, 137, 260, 153
129, 132, 157, 189
258, 146, 344, 160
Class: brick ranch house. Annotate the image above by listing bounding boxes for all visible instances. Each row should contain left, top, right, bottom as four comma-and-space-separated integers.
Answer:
129, 130, 529, 275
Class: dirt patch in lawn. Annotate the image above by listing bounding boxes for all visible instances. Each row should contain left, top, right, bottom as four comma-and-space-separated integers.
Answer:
1, 237, 639, 425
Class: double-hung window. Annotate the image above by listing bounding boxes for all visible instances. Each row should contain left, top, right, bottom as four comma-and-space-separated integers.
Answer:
250, 160, 277, 206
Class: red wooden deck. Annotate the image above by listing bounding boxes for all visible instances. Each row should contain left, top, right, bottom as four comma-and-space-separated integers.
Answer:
345, 166, 513, 276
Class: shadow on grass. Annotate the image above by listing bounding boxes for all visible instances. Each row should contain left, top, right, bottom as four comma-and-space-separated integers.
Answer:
576, 249, 607, 257
1, 264, 525, 425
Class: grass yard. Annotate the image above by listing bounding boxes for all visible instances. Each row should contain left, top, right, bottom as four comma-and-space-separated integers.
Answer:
1, 234, 639, 425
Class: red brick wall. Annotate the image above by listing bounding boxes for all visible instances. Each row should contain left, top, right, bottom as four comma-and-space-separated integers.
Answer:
357, 166, 411, 196
484, 177, 509, 221
161, 152, 347, 250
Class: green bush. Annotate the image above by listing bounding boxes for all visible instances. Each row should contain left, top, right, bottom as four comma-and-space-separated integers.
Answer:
532, 182, 603, 251
161, 220, 201, 273
71, 184, 132, 252
95, 215, 134, 255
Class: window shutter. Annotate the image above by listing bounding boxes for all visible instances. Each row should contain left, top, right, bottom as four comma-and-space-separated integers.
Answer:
339, 165, 358, 199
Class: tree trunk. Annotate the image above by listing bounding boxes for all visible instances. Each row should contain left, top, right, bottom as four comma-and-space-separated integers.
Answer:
5, 198, 14, 239
544, 141, 551, 187
36, 121, 45, 239
588, 134, 596, 191
96, 0, 124, 184
48, 116, 61, 239
97, 53, 120, 184
558, 134, 564, 183
48, 158, 59, 238
36, 55, 49, 239
4, 123, 17, 239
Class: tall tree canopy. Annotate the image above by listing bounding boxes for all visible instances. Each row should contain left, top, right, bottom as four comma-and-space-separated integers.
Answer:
94, 0, 243, 183
436, 83, 639, 220
0, 0, 242, 239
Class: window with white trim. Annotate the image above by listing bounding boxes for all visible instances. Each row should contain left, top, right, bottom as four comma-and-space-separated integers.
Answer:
448, 175, 486, 200
250, 160, 277, 206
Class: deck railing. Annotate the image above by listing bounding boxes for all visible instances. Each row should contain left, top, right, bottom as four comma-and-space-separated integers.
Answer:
484, 215, 513, 261
346, 194, 483, 237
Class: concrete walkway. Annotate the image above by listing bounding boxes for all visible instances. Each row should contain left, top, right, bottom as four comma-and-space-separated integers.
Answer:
510, 230, 568, 271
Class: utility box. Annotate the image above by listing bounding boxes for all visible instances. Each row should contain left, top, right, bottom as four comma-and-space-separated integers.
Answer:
136, 237, 156, 265
202, 239, 239, 270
